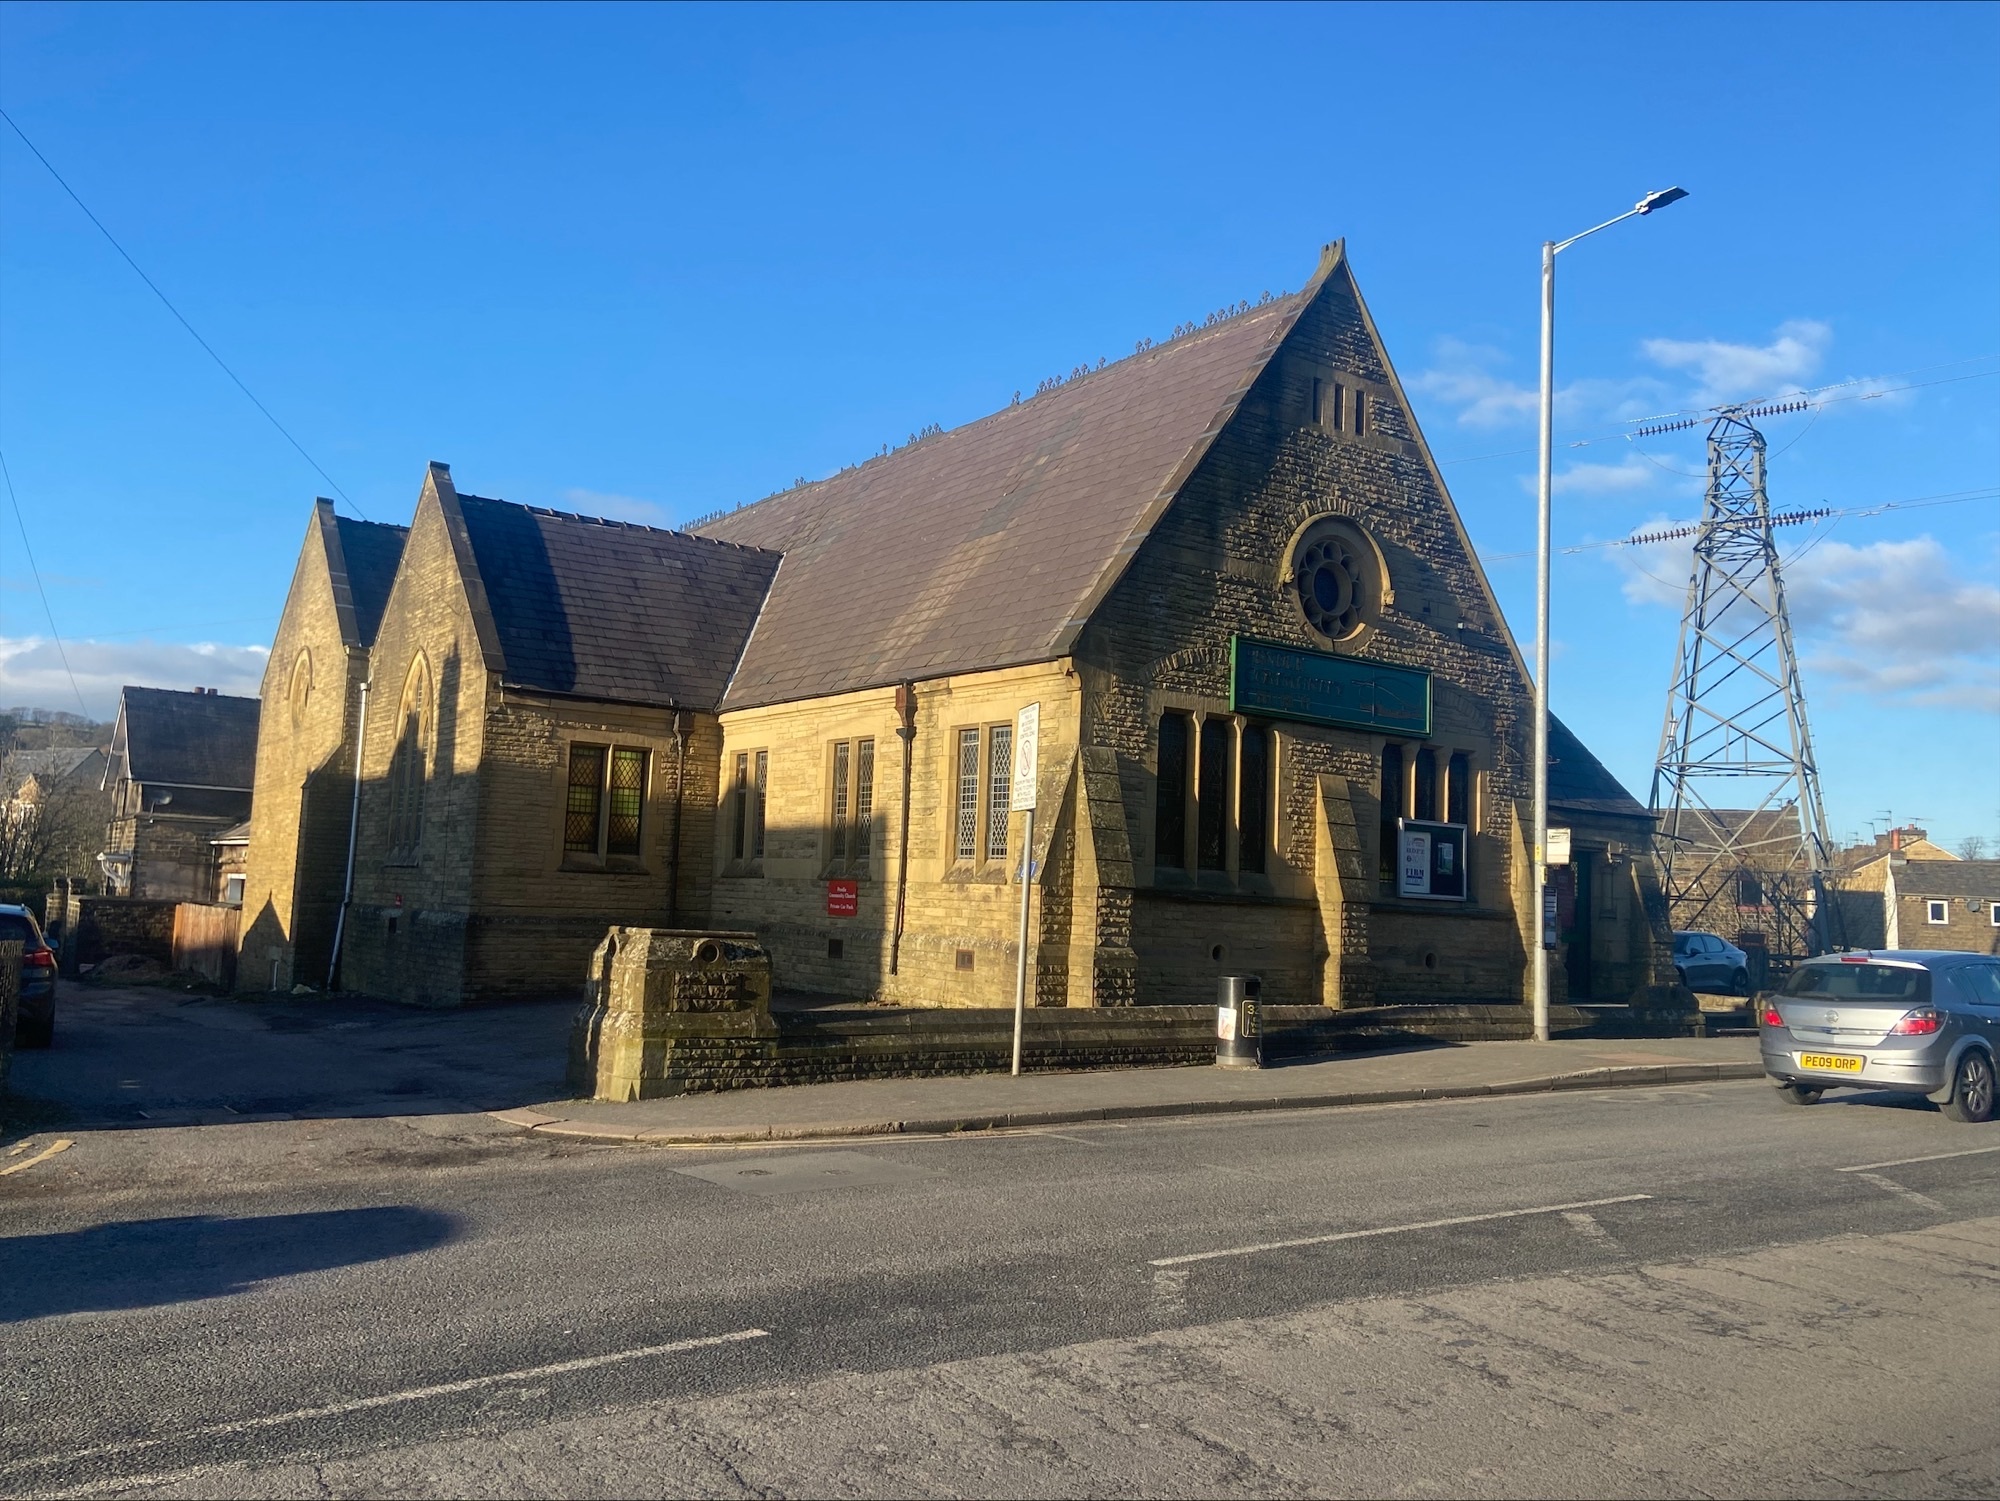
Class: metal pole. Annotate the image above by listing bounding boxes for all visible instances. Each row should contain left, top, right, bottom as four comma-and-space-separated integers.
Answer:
325, 675, 370, 992
1533, 239, 1555, 1043
1010, 805, 1034, 1076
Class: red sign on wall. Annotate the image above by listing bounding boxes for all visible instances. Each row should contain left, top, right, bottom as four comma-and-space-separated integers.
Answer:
826, 879, 858, 917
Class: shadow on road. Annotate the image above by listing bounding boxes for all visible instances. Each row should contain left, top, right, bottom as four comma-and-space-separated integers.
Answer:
0, 1206, 458, 1321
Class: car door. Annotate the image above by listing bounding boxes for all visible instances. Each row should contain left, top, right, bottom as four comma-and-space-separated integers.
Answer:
1957, 963, 2000, 1048
1697, 936, 1725, 990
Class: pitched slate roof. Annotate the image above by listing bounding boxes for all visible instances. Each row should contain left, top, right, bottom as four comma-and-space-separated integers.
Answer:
1546, 717, 1649, 820
6, 746, 103, 784
452, 490, 781, 712
1892, 859, 2000, 899
334, 515, 408, 648
116, 687, 259, 790
694, 288, 1313, 710
310, 500, 408, 649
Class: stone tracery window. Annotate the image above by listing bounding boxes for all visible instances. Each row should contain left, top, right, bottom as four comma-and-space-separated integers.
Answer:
1287, 515, 1384, 646
288, 650, 312, 730
387, 657, 431, 863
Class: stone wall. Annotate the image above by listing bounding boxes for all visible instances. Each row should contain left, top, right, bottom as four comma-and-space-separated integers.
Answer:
340, 476, 491, 1006
238, 512, 369, 992
74, 896, 177, 969
710, 663, 1081, 1009
1073, 256, 1543, 1008
463, 693, 717, 1001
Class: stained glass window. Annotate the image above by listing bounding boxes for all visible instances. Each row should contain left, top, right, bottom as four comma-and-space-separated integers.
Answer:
606, 748, 645, 857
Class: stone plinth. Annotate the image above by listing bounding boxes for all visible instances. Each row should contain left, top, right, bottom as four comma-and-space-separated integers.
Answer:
568, 928, 775, 1101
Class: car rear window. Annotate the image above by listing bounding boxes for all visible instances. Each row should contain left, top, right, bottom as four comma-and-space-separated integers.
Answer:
0, 914, 39, 945
1782, 963, 1928, 1002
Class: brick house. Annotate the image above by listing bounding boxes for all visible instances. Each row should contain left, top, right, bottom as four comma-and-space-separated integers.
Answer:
236, 500, 407, 991
252, 241, 1672, 1009
101, 686, 259, 900
1884, 859, 2000, 954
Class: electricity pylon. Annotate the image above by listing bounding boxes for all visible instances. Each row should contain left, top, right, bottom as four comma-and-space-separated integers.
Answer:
1648, 404, 1835, 962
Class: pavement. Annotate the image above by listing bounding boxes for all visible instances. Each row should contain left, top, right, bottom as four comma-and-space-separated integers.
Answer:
496, 1033, 1767, 1143
4, 982, 1767, 1152
3, 983, 574, 1134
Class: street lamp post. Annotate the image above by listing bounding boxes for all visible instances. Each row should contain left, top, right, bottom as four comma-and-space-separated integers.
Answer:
1532, 186, 1687, 1043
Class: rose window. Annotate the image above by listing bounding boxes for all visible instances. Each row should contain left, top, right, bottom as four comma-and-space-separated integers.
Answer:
1295, 535, 1365, 639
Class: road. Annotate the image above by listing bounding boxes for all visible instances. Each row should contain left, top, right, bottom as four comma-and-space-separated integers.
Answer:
6, 1059, 2000, 1499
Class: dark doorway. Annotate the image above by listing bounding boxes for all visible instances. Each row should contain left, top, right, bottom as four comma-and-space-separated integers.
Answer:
1566, 854, 1595, 999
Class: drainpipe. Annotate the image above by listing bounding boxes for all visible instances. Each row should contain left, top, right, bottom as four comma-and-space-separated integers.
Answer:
889, 681, 918, 976
666, 708, 690, 925
325, 676, 371, 991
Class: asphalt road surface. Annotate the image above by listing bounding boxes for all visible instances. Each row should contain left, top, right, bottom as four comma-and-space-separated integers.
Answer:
5, 1076, 1999, 1498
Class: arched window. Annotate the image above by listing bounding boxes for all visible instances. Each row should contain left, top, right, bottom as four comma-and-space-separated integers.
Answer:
1155, 713, 1190, 870
388, 658, 431, 861
288, 650, 312, 730
1239, 726, 1270, 875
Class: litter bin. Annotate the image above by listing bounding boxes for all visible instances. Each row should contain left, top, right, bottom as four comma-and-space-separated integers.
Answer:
1217, 975, 1262, 1069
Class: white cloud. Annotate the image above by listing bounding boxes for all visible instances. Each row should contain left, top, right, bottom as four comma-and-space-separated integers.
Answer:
0, 637, 269, 722
563, 488, 671, 527
1610, 522, 1694, 609
1640, 319, 1831, 405
1413, 338, 1668, 432
1611, 532, 2000, 712
1785, 536, 2000, 711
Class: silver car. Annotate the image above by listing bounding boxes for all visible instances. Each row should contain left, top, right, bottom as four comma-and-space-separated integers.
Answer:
1759, 950, 2000, 1123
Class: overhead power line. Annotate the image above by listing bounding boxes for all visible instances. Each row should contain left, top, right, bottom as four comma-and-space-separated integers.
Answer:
0, 106, 366, 518
0, 447, 91, 718
1436, 359, 2000, 470
1477, 486, 2000, 564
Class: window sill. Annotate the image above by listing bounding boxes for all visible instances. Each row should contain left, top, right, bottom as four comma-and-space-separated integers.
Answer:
559, 857, 652, 876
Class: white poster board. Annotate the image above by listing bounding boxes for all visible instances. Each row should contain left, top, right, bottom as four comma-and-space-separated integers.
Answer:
1546, 826, 1572, 866
1398, 830, 1433, 897
1011, 703, 1039, 811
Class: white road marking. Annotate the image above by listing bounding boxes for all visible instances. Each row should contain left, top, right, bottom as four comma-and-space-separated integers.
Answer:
1149, 1194, 1651, 1268
0, 1139, 72, 1178
1837, 1144, 2000, 1173
1852, 1171, 1947, 1214
1561, 1210, 1619, 1248
0, 1329, 769, 1479
1150, 1267, 1189, 1321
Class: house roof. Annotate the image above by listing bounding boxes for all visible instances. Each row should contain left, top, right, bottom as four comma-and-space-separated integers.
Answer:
1657, 804, 1806, 854
5, 746, 103, 784
1893, 859, 2000, 899
332, 513, 409, 648
210, 819, 252, 846
1546, 717, 1649, 821
448, 485, 781, 712
114, 687, 259, 790
694, 282, 1316, 711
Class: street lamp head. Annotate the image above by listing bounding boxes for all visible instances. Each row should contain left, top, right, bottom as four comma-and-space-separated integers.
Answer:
1636, 186, 1689, 215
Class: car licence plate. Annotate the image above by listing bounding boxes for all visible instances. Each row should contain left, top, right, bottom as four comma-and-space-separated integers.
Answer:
1799, 1052, 1865, 1074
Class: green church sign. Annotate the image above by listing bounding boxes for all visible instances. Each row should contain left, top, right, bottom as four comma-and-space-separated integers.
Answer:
1229, 636, 1432, 737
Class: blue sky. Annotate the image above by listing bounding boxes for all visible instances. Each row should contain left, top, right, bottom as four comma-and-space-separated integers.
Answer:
2, 1, 1996, 849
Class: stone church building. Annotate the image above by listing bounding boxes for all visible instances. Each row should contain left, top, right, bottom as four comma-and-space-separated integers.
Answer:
241, 242, 1668, 1009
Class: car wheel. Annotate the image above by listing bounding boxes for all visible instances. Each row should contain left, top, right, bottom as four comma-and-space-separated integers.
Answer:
1941, 1050, 1996, 1125
15, 1015, 53, 1049
1731, 968, 1750, 996
1776, 1082, 1822, 1106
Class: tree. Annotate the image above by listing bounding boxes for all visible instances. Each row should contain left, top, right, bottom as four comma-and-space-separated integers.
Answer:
1959, 835, 1991, 861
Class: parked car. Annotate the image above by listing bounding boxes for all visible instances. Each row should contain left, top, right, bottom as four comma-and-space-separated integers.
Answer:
1672, 930, 1751, 995
0, 904, 57, 1048
1758, 950, 1999, 1122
